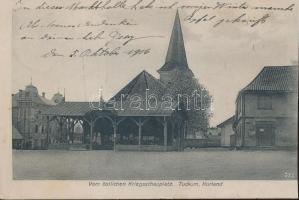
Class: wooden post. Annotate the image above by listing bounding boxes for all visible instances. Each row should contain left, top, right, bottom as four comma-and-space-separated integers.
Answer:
171, 121, 175, 146
163, 116, 167, 147
46, 116, 49, 149
89, 121, 93, 150
182, 121, 186, 151
66, 118, 70, 144
138, 125, 142, 145
178, 122, 181, 151
113, 122, 117, 152
71, 120, 75, 144
138, 118, 142, 151
59, 117, 63, 143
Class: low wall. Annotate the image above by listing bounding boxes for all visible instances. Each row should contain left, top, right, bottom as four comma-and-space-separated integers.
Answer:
115, 144, 178, 151
48, 143, 69, 150
48, 143, 89, 150
183, 139, 221, 148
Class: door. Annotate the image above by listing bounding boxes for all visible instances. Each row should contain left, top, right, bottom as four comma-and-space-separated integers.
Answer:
256, 122, 274, 146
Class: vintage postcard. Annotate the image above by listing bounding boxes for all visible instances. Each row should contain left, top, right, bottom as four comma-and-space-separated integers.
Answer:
0, 0, 298, 198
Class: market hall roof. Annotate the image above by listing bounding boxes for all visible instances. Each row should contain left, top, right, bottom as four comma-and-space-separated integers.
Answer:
111, 70, 176, 116
241, 66, 298, 92
42, 102, 94, 116
111, 70, 166, 101
42, 71, 177, 117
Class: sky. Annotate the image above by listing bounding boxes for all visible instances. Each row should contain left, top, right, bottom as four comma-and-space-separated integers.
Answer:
12, 0, 298, 126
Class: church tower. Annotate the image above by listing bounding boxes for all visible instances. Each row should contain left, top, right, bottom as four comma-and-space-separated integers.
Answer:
158, 10, 194, 85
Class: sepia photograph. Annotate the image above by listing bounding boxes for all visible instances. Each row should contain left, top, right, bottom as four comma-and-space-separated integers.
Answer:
1, 0, 298, 198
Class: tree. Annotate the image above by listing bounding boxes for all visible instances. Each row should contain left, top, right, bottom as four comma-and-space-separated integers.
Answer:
166, 70, 213, 138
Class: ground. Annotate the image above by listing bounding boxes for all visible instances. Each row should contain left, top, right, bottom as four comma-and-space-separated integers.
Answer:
13, 149, 297, 180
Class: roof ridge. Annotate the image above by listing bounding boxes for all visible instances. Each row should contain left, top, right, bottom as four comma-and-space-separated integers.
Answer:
143, 70, 149, 89
110, 70, 151, 101
242, 67, 266, 91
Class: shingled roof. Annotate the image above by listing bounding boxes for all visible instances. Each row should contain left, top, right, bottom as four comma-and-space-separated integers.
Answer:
111, 70, 175, 116
158, 10, 190, 72
112, 70, 166, 101
241, 66, 298, 92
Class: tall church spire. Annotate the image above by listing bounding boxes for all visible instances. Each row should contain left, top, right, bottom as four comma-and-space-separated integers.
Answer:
158, 10, 189, 72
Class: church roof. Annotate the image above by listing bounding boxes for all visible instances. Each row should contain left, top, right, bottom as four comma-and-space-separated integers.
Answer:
158, 10, 189, 72
241, 66, 298, 92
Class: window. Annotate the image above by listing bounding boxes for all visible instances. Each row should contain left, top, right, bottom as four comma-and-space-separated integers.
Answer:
258, 95, 272, 110
237, 97, 242, 115
35, 125, 38, 133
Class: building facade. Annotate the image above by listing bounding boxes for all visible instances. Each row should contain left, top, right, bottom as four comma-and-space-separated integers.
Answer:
217, 116, 235, 147
12, 83, 65, 149
234, 66, 298, 148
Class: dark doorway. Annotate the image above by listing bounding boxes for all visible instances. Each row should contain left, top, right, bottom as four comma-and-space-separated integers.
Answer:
118, 118, 138, 145
93, 117, 114, 150
256, 122, 274, 146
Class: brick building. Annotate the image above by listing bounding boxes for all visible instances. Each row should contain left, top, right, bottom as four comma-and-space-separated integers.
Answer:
12, 83, 65, 149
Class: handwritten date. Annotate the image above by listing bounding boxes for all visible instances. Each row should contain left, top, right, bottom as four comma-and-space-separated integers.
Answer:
42, 47, 151, 58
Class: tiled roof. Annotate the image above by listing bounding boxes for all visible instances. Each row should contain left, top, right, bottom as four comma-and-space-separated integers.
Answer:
42, 102, 94, 116
242, 66, 298, 92
12, 126, 23, 140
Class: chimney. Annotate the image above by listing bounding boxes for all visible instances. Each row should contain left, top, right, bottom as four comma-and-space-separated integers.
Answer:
42, 92, 45, 98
